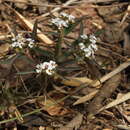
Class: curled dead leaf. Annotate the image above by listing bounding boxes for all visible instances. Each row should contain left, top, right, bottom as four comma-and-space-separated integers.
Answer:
37, 97, 71, 116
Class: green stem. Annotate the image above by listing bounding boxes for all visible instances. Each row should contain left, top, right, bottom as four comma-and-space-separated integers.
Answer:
55, 30, 64, 62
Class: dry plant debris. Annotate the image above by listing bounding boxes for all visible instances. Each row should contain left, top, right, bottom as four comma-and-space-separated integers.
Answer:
0, 0, 130, 130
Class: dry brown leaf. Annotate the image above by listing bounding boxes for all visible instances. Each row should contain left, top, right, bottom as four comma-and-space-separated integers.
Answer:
37, 98, 71, 116
123, 25, 130, 56
87, 73, 121, 117
0, 43, 10, 57
58, 113, 83, 130
73, 90, 98, 105
62, 77, 93, 87
100, 92, 130, 111
0, 35, 11, 40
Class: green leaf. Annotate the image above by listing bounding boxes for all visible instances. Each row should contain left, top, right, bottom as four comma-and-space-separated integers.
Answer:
31, 20, 38, 40
63, 15, 89, 36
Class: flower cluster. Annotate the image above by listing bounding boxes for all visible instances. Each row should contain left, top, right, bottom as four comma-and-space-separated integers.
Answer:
11, 34, 35, 49
36, 60, 57, 75
79, 34, 98, 58
51, 12, 75, 30
60, 12, 75, 23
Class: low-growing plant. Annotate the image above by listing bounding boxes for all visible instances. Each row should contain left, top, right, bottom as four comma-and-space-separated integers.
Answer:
0, 12, 100, 126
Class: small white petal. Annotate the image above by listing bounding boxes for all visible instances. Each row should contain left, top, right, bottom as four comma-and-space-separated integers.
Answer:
79, 43, 85, 50
90, 43, 98, 51
60, 12, 68, 17
46, 69, 53, 75
90, 35, 97, 40
51, 16, 71, 29
85, 52, 91, 57
80, 34, 88, 40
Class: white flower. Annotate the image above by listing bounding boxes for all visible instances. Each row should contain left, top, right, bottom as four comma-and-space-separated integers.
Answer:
36, 64, 43, 73
11, 34, 35, 49
83, 48, 92, 57
79, 43, 85, 50
42, 62, 50, 69
90, 43, 98, 51
80, 34, 88, 40
78, 35, 98, 58
49, 60, 57, 69
60, 12, 75, 22
36, 61, 57, 75
51, 18, 68, 29
51, 13, 75, 29
67, 14, 75, 22
26, 38, 35, 48
11, 41, 25, 49
89, 34, 97, 44
90, 39, 96, 44
11, 34, 26, 49
89, 35, 97, 40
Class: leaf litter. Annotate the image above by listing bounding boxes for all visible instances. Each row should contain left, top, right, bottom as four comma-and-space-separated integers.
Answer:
0, 0, 130, 129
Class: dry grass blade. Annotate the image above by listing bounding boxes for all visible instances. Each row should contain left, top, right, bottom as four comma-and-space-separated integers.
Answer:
4, 3, 53, 45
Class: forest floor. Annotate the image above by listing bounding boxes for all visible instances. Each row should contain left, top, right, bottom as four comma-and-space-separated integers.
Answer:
0, 0, 130, 130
